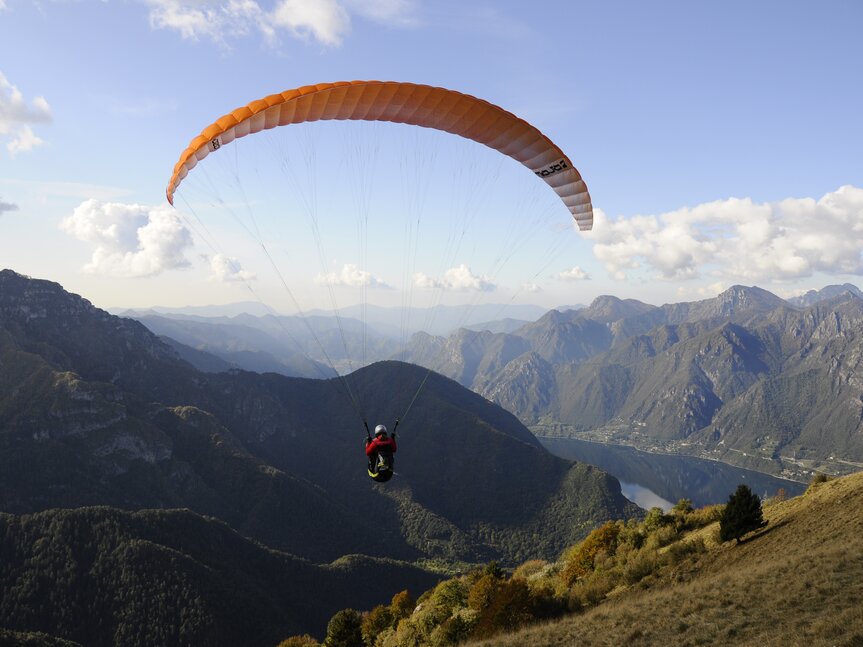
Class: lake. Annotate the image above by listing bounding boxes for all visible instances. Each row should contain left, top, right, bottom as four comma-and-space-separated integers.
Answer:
540, 436, 807, 511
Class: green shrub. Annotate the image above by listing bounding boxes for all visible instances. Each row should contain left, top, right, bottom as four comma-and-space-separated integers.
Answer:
806, 472, 833, 494
622, 549, 658, 584
687, 504, 724, 528
467, 574, 499, 612
568, 571, 617, 608
471, 578, 534, 640
618, 521, 646, 550
644, 507, 671, 532
646, 525, 679, 549
361, 605, 393, 647
561, 521, 621, 585
664, 537, 706, 564
672, 499, 694, 516
324, 609, 363, 647
512, 559, 547, 581
428, 610, 476, 646
389, 590, 414, 622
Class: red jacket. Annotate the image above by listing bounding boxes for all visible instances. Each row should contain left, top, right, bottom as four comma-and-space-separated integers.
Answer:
366, 435, 397, 456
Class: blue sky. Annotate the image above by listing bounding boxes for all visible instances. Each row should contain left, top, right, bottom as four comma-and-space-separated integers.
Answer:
1, 0, 861, 314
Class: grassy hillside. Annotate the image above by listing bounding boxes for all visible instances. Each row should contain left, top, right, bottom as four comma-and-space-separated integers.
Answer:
472, 471, 863, 647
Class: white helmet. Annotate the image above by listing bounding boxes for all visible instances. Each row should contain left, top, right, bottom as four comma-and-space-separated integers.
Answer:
374, 424, 387, 436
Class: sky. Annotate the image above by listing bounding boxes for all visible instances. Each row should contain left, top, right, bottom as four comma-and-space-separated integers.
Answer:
1, 0, 862, 315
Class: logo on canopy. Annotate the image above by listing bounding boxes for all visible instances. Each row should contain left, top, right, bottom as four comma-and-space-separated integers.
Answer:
534, 159, 569, 178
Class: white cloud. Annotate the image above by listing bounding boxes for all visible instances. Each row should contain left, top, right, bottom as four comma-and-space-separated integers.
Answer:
7, 125, 43, 157
315, 263, 390, 288
522, 282, 543, 293
0, 197, 18, 214
555, 266, 591, 281
414, 264, 495, 292
146, 0, 274, 44
675, 281, 727, 300
272, 0, 349, 45
0, 71, 52, 157
209, 253, 256, 282
586, 186, 863, 283
146, 0, 417, 47
60, 199, 193, 277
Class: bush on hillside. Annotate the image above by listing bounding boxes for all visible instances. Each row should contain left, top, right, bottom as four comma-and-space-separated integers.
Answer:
511, 559, 548, 582
470, 578, 535, 640
389, 590, 415, 622
561, 521, 621, 585
806, 472, 833, 494
361, 605, 393, 647
643, 507, 671, 532
672, 498, 694, 516
324, 609, 363, 647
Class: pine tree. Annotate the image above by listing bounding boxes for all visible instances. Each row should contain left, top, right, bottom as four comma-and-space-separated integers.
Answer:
719, 484, 766, 543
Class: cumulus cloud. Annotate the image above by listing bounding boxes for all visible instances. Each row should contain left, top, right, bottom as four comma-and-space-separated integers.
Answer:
555, 266, 591, 281
414, 264, 496, 292
0, 72, 52, 157
60, 199, 193, 277
272, 0, 349, 45
675, 281, 728, 300
586, 186, 863, 283
522, 282, 543, 293
0, 197, 18, 215
146, 0, 417, 47
209, 253, 256, 282
315, 263, 390, 288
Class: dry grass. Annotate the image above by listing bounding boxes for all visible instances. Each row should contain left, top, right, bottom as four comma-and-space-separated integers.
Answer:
470, 471, 863, 647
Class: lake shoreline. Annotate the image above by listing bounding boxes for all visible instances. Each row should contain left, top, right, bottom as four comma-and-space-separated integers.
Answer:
535, 434, 807, 486
538, 435, 808, 509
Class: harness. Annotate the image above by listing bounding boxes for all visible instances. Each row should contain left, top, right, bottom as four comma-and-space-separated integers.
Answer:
365, 419, 399, 483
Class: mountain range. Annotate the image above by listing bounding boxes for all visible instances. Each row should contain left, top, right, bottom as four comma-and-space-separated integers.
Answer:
118, 282, 863, 481
0, 269, 639, 643
400, 284, 863, 480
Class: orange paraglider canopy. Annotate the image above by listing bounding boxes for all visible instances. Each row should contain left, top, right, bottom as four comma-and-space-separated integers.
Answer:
166, 81, 593, 230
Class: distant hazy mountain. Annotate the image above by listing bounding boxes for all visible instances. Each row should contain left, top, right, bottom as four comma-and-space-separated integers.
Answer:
786, 283, 862, 307
129, 312, 343, 378
462, 318, 532, 334
119, 302, 549, 338
306, 302, 548, 336
113, 300, 276, 318
408, 285, 863, 480
125, 304, 554, 377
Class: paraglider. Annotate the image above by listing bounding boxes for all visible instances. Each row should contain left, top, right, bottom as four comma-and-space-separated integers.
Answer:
166, 81, 594, 482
